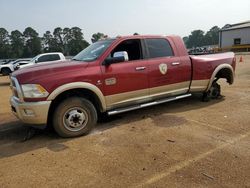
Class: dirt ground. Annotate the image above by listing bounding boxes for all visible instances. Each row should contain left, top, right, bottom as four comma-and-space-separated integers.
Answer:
0, 55, 250, 188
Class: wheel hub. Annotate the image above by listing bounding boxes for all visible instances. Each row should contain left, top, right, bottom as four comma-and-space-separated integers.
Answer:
63, 108, 88, 131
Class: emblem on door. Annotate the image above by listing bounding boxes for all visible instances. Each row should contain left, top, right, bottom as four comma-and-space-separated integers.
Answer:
105, 78, 117, 85
159, 63, 168, 75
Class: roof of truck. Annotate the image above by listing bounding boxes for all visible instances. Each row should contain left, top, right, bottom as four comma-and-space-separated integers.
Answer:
100, 35, 178, 41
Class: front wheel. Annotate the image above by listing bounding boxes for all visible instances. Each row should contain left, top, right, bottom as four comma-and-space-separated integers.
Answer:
1, 68, 11, 76
53, 97, 97, 138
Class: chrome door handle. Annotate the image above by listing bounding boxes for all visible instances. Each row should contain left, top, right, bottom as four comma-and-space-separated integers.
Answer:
135, 66, 146, 71
171, 62, 180, 66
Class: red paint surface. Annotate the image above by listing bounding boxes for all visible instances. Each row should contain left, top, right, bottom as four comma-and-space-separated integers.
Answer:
190, 52, 235, 80
11, 35, 235, 102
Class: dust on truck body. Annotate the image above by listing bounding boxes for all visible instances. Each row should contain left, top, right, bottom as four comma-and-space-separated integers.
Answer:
10, 35, 236, 137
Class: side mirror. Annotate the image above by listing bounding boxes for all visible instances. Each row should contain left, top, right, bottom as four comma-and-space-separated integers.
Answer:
35, 59, 38, 63
113, 51, 129, 61
13, 63, 19, 70
103, 51, 129, 66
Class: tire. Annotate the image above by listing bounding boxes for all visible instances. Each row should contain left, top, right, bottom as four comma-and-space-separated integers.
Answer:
2, 68, 11, 76
202, 82, 221, 102
210, 83, 221, 99
53, 97, 97, 138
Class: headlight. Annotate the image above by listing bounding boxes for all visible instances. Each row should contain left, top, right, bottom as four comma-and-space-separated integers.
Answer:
21, 84, 49, 98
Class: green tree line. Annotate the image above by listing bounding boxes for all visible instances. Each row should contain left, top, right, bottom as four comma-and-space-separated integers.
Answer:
0, 27, 97, 59
1, 25, 221, 58
183, 26, 220, 49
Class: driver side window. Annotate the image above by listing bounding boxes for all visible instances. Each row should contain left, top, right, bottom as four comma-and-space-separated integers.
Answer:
110, 39, 142, 62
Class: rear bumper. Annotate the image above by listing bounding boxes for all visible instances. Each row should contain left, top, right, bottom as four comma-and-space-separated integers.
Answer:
10, 96, 51, 125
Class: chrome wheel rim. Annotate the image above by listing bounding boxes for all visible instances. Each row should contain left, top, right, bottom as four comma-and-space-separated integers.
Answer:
63, 107, 88, 132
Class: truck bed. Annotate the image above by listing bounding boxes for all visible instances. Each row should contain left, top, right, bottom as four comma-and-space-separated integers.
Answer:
190, 52, 235, 81
189, 52, 236, 92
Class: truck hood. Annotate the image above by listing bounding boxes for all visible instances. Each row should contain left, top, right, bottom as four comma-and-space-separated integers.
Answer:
12, 60, 89, 84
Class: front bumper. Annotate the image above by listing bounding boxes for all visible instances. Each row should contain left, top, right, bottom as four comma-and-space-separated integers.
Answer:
10, 96, 51, 125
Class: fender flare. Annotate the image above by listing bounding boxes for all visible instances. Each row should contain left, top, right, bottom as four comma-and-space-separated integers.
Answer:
206, 64, 234, 92
47, 82, 107, 111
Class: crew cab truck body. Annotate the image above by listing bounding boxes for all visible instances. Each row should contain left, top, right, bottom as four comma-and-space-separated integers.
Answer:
10, 35, 236, 137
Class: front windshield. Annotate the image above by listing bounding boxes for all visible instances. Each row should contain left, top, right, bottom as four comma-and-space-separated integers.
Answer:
73, 39, 115, 62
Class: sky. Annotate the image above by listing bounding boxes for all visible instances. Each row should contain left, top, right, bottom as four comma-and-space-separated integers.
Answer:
0, 0, 249, 42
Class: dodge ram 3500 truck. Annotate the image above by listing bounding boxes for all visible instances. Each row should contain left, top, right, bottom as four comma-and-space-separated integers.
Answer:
10, 35, 236, 137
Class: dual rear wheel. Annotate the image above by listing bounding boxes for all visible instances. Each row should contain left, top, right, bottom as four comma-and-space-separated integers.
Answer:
202, 82, 221, 102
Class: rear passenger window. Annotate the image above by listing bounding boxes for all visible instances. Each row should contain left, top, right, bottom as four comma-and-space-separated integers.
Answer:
50, 54, 60, 61
145, 38, 174, 58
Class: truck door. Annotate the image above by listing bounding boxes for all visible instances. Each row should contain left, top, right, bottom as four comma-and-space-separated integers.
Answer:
145, 38, 191, 98
101, 39, 149, 109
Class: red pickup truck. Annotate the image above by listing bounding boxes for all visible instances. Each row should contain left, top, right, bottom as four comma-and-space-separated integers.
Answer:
10, 35, 236, 137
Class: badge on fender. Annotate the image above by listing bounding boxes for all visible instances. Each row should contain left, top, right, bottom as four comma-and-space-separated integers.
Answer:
159, 63, 168, 75
105, 78, 117, 85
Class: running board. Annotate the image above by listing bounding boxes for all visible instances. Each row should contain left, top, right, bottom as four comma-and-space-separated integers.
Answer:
107, 93, 192, 116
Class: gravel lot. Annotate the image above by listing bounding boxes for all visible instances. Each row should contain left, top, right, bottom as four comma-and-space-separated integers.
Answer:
0, 55, 250, 188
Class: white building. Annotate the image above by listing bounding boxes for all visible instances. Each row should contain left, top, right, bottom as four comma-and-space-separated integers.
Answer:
219, 21, 250, 48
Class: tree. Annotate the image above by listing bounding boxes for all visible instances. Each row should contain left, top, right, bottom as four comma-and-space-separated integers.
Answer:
53, 27, 64, 53
68, 27, 89, 55
62, 27, 72, 55
44, 27, 89, 56
0, 28, 10, 58
204, 26, 220, 45
183, 26, 221, 48
42, 31, 52, 52
23, 27, 41, 57
91, 32, 106, 43
186, 30, 205, 48
0, 27, 100, 58
42, 31, 60, 53
10, 30, 25, 58
133, 32, 139, 35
